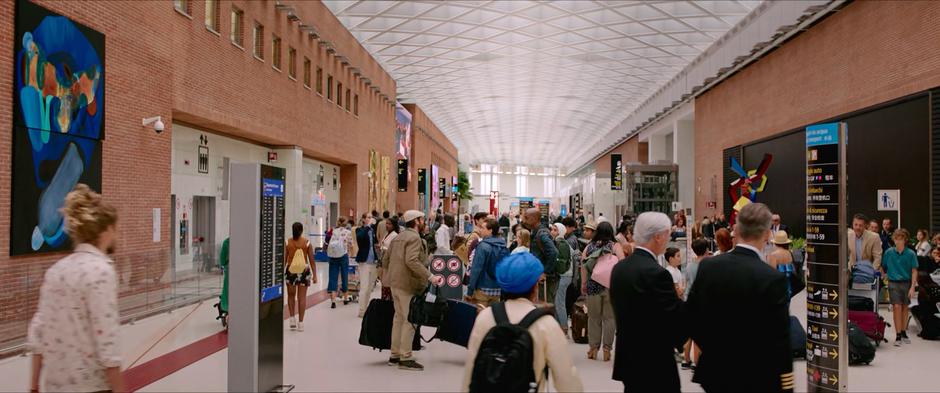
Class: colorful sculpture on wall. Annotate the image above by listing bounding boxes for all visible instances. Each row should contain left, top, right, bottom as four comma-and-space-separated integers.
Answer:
12, 0, 105, 255
728, 154, 773, 225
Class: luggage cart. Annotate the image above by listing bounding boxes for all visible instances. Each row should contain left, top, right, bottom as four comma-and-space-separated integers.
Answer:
848, 277, 880, 312
347, 261, 360, 303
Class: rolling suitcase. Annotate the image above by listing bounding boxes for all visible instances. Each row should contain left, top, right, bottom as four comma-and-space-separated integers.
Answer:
571, 300, 589, 344
789, 316, 806, 359
848, 310, 887, 345
436, 299, 479, 347
359, 298, 421, 351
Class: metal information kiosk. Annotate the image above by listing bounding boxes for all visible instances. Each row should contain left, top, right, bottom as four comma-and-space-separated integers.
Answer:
229, 163, 291, 392
805, 123, 848, 392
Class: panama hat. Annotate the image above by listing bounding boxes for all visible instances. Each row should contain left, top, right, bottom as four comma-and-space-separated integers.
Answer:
772, 230, 792, 245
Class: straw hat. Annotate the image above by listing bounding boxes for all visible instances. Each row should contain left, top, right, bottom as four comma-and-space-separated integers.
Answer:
772, 230, 792, 245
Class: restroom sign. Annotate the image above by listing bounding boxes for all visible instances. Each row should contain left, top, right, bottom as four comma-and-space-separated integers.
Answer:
877, 189, 899, 211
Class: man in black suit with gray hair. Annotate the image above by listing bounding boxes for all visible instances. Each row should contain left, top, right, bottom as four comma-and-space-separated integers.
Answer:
687, 202, 794, 392
610, 211, 687, 392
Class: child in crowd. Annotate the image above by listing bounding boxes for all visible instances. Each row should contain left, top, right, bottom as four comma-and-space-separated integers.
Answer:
681, 239, 711, 370
664, 247, 685, 298
511, 228, 531, 254
664, 247, 685, 362
882, 228, 919, 346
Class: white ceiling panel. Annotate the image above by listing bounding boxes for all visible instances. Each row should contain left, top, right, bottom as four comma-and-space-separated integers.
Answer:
324, 0, 763, 169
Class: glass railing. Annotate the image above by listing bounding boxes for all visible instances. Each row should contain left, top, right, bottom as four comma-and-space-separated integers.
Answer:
0, 248, 223, 355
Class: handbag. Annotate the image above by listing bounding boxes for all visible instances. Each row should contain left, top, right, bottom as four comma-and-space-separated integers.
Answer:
408, 285, 448, 328
590, 253, 619, 288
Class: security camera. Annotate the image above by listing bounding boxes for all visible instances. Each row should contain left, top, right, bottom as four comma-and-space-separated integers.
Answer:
143, 116, 164, 134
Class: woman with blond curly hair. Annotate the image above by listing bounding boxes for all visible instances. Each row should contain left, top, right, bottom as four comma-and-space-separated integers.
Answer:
28, 184, 125, 393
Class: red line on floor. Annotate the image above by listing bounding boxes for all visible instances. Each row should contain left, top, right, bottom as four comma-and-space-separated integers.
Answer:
124, 290, 330, 392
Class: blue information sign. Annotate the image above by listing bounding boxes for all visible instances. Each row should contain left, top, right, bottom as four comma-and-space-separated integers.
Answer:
262, 178, 285, 197
806, 123, 839, 146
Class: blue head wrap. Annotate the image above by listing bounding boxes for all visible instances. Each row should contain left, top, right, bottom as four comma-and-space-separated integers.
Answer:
496, 252, 544, 294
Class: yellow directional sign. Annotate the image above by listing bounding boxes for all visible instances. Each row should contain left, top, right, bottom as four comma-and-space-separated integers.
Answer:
828, 308, 838, 319
829, 330, 838, 341
829, 348, 838, 359
829, 375, 838, 385
829, 289, 838, 300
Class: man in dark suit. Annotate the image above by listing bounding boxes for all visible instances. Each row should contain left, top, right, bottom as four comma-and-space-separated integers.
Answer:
687, 203, 794, 392
610, 212, 687, 392
771, 214, 789, 235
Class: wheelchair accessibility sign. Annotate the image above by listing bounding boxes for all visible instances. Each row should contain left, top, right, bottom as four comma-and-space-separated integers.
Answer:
877, 189, 899, 211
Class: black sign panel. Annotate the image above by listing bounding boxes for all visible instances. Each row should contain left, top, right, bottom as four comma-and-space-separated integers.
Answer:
806, 224, 841, 245
417, 168, 426, 195
807, 184, 840, 204
611, 154, 623, 190
806, 164, 838, 185
439, 177, 447, 198
397, 159, 408, 192
806, 205, 838, 224
805, 123, 844, 393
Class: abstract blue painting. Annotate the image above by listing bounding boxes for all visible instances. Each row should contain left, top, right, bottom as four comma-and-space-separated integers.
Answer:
12, 0, 105, 255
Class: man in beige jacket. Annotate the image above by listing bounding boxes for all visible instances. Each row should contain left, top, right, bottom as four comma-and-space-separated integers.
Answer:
462, 252, 583, 392
847, 213, 883, 270
380, 210, 443, 371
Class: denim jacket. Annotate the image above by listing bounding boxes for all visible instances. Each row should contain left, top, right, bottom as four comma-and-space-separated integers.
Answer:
467, 237, 508, 293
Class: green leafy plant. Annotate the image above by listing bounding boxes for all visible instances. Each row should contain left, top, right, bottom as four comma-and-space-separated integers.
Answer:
790, 237, 805, 250
456, 169, 473, 201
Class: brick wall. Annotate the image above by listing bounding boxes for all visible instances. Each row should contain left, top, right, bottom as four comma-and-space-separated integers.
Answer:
0, 0, 403, 347
398, 103, 459, 214
592, 137, 649, 174
694, 0, 940, 216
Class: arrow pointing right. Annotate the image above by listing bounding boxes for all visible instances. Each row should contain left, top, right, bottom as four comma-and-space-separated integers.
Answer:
829, 330, 838, 341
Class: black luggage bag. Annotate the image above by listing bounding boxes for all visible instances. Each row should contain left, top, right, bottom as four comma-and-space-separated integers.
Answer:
911, 305, 940, 340
847, 321, 876, 365
789, 316, 806, 359
436, 299, 478, 347
359, 298, 421, 351
848, 295, 875, 312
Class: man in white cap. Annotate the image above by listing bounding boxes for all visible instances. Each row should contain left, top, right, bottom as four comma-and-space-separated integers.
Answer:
380, 210, 444, 371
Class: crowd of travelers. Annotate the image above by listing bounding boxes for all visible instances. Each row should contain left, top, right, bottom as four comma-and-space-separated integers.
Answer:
25, 183, 940, 393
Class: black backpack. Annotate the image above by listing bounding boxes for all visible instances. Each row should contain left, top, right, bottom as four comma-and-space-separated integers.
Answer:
847, 321, 876, 365
470, 302, 553, 393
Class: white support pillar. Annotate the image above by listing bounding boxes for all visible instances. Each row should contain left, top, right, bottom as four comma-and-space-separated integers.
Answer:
274, 147, 304, 234
675, 119, 695, 215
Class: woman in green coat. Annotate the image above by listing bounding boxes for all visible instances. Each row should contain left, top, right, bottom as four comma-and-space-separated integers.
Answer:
218, 238, 230, 324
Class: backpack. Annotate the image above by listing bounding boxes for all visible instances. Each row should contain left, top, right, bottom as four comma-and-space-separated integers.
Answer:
852, 261, 876, 284
327, 228, 348, 258
287, 238, 309, 274
469, 302, 553, 393
554, 238, 572, 276
529, 228, 553, 272
847, 321, 876, 365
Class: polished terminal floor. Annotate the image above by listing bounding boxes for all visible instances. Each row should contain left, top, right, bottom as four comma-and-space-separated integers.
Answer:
1, 261, 937, 392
